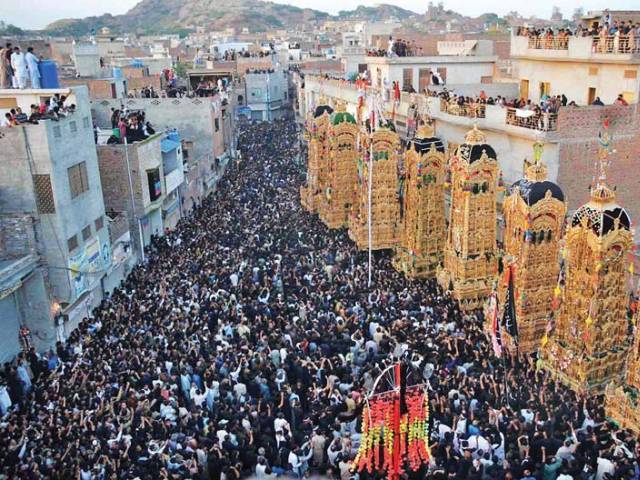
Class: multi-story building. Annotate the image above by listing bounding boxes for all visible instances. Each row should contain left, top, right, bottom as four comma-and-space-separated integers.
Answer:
0, 86, 119, 359
510, 29, 640, 104
244, 69, 290, 121
160, 131, 185, 231
97, 133, 166, 261
90, 92, 232, 214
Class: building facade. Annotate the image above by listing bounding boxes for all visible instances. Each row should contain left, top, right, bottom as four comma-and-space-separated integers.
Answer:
0, 86, 118, 357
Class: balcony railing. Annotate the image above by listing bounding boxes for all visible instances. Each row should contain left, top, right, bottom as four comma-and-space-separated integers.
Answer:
527, 36, 569, 50
506, 108, 558, 132
440, 98, 486, 118
592, 36, 640, 54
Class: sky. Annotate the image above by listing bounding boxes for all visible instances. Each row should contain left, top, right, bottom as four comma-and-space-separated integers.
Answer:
1, 0, 638, 30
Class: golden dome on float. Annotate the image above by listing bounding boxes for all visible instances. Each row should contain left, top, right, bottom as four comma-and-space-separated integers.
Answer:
464, 124, 487, 145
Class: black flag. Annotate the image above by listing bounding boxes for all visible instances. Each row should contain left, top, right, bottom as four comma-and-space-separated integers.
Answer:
502, 265, 519, 341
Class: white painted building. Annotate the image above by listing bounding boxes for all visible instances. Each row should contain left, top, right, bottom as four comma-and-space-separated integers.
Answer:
511, 32, 640, 104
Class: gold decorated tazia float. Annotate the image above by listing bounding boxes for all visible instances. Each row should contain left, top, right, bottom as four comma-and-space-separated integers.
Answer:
606, 298, 640, 434
489, 144, 566, 353
539, 128, 634, 393
437, 125, 499, 311
348, 127, 402, 251
318, 102, 360, 229
300, 102, 333, 213
393, 121, 446, 278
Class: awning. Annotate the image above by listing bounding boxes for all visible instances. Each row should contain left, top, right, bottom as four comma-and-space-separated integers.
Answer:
161, 138, 180, 153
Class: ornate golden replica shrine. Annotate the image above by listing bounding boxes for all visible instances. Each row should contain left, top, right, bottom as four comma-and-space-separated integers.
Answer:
492, 147, 567, 353
437, 125, 499, 310
300, 103, 334, 213
605, 299, 640, 434
318, 103, 360, 229
393, 122, 446, 278
348, 128, 401, 250
539, 132, 633, 393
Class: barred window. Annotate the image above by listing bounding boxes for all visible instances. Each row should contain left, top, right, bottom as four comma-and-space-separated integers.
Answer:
53, 126, 61, 138
67, 234, 78, 252
95, 216, 104, 231
82, 225, 92, 241
68, 162, 89, 198
33, 174, 56, 214
83, 116, 90, 128
69, 121, 77, 133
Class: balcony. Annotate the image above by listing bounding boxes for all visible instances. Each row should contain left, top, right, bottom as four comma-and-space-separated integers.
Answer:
527, 36, 569, 50
511, 34, 640, 62
505, 107, 558, 132
164, 168, 184, 194
440, 98, 486, 119
107, 212, 130, 244
592, 36, 640, 55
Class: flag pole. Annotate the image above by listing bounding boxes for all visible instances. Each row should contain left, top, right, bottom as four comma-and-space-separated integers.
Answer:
367, 92, 375, 288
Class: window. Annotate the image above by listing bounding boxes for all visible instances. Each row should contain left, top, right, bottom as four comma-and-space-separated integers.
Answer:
589, 67, 599, 76
250, 88, 262, 98
402, 68, 414, 91
624, 70, 638, 79
83, 116, 90, 128
67, 234, 78, 252
95, 216, 104, 231
147, 168, 162, 202
53, 126, 61, 138
69, 121, 77, 133
68, 162, 89, 198
82, 225, 92, 241
480, 76, 493, 84
33, 174, 56, 214
215, 118, 220, 132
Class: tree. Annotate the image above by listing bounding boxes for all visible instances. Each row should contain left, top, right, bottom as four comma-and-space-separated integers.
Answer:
173, 61, 187, 79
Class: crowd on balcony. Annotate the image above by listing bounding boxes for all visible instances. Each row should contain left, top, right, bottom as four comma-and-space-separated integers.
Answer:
367, 36, 422, 57
105, 108, 156, 144
3, 117, 640, 480
216, 49, 275, 62
515, 17, 640, 53
0, 94, 76, 128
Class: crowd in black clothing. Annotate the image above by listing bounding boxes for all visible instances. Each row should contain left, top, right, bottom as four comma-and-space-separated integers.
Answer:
246, 69, 276, 75
2, 117, 640, 480
107, 108, 156, 144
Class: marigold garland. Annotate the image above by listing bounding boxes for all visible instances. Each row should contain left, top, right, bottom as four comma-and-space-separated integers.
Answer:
353, 388, 430, 480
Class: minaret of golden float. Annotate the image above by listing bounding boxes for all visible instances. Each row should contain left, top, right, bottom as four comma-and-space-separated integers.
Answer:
348, 127, 401, 250
393, 121, 446, 278
300, 102, 333, 213
540, 126, 634, 393
437, 125, 499, 310
606, 298, 640, 434
492, 143, 567, 353
318, 102, 360, 229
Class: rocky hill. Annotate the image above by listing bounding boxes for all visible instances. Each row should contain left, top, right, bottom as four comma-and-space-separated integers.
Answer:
43, 0, 417, 36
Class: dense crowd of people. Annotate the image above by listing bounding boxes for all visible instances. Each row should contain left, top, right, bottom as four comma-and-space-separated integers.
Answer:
1, 116, 640, 480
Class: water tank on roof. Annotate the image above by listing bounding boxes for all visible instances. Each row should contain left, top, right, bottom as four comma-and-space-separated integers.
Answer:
112, 67, 122, 79
38, 61, 60, 88
167, 131, 180, 143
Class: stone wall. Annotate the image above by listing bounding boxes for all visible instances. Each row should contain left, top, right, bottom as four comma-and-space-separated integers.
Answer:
0, 215, 37, 258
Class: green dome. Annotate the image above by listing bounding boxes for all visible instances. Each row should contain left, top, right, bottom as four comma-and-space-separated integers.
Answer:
331, 111, 356, 125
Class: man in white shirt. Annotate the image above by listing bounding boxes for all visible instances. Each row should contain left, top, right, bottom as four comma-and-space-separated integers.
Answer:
10, 47, 27, 89
25, 47, 40, 89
